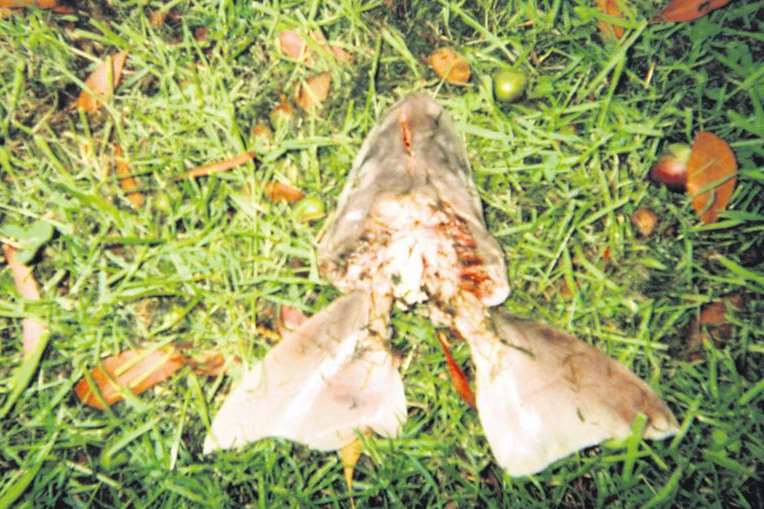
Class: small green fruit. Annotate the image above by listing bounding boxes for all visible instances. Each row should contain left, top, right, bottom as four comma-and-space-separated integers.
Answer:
294, 196, 325, 222
493, 70, 527, 102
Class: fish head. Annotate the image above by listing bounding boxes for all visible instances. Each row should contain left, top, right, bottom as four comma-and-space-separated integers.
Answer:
318, 94, 509, 307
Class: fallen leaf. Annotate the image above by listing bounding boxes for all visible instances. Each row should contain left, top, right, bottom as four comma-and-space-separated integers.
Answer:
279, 29, 312, 61
3, 244, 47, 356
595, 0, 625, 40
278, 29, 351, 65
686, 132, 736, 224
0, 0, 57, 7
184, 151, 256, 179
427, 48, 470, 86
76, 51, 128, 113
437, 332, 476, 408
184, 350, 227, 377
295, 72, 331, 111
148, 8, 168, 27
700, 294, 744, 326
686, 294, 744, 359
329, 44, 353, 64
194, 27, 209, 42
265, 182, 305, 203
270, 95, 294, 128
74, 347, 185, 409
657, 0, 732, 22
339, 432, 368, 504
112, 144, 145, 208
631, 207, 658, 237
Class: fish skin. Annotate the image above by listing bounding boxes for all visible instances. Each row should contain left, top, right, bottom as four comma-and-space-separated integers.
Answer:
206, 94, 678, 476
318, 93, 509, 307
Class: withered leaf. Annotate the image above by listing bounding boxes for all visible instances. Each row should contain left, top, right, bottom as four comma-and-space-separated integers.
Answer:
295, 72, 331, 111
112, 144, 145, 208
2, 244, 47, 356
427, 48, 470, 85
75, 347, 184, 409
265, 182, 305, 203
184, 151, 256, 179
0, 0, 57, 7
686, 132, 736, 224
657, 0, 732, 22
595, 0, 625, 40
76, 51, 128, 113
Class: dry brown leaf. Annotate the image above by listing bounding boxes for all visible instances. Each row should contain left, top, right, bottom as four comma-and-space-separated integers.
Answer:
279, 29, 312, 61
437, 332, 476, 408
329, 44, 353, 64
686, 132, 736, 224
148, 8, 168, 27
112, 144, 145, 208
595, 0, 625, 40
184, 151, 256, 179
264, 182, 305, 203
427, 48, 470, 86
657, 0, 732, 22
278, 29, 351, 65
74, 347, 184, 409
2, 244, 47, 356
76, 51, 128, 113
0, 0, 57, 7
295, 72, 331, 111
631, 207, 658, 237
185, 350, 227, 377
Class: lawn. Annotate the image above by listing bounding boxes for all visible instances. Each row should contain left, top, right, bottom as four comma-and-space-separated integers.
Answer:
1, 1, 762, 507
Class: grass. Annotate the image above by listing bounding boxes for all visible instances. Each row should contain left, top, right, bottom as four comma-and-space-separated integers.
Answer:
1, 0, 762, 507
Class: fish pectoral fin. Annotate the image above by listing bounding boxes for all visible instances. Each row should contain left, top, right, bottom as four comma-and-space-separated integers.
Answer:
464, 309, 679, 477
204, 291, 407, 454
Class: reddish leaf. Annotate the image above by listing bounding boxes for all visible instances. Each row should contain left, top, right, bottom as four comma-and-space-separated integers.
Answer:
184, 151, 256, 179
295, 72, 331, 111
112, 144, 145, 208
686, 132, 736, 224
437, 332, 476, 408
76, 51, 128, 113
595, 0, 625, 40
75, 347, 184, 409
0, 0, 57, 7
2, 244, 47, 356
427, 48, 471, 86
657, 0, 732, 22
265, 182, 305, 203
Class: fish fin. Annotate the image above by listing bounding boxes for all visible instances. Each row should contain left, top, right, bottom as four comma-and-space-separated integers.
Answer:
204, 291, 406, 453
462, 309, 678, 476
